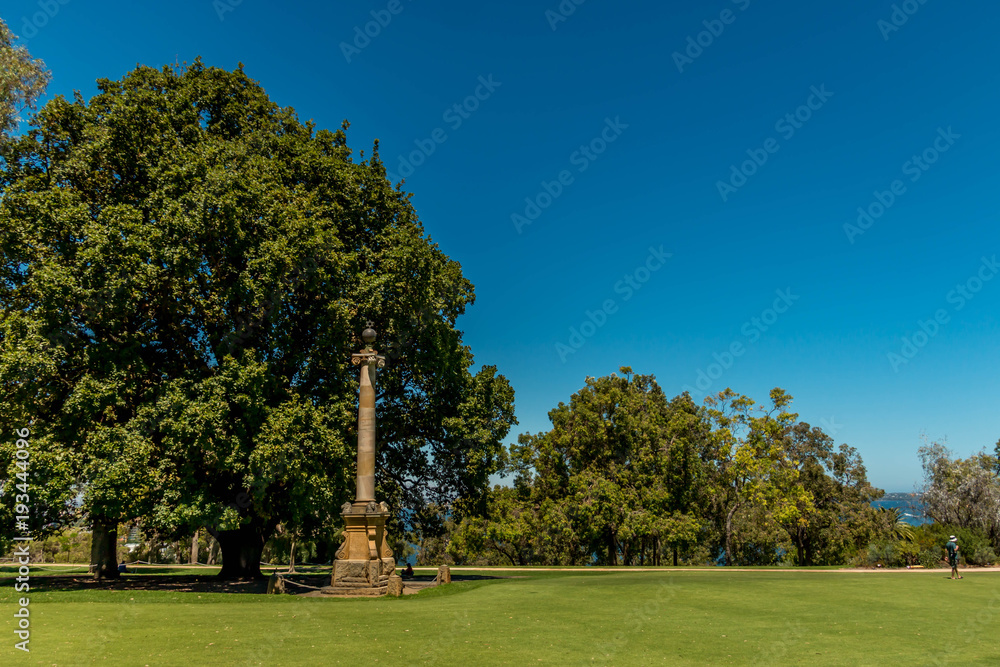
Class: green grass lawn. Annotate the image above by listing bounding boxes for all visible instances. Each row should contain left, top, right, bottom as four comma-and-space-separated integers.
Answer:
2, 568, 998, 665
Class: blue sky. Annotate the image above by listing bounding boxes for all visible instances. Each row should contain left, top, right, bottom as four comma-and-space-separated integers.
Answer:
7, 0, 999, 491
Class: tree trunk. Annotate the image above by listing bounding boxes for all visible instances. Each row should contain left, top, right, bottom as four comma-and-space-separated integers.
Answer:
796, 527, 807, 566
212, 521, 273, 580
288, 535, 297, 573
190, 530, 199, 565
607, 527, 618, 566
90, 522, 120, 580
207, 536, 219, 565
724, 504, 739, 566
673, 545, 679, 567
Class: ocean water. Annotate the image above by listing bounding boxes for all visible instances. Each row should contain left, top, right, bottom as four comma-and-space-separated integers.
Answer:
872, 496, 930, 526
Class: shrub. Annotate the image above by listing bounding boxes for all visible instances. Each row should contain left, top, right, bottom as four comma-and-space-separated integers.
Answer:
865, 542, 893, 567
891, 541, 920, 567
967, 546, 998, 567
919, 549, 944, 569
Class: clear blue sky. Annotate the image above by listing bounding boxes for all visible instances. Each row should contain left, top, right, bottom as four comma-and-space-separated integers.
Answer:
7, 0, 999, 491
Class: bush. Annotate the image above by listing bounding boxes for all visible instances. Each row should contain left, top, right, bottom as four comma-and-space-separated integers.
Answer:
910, 523, 995, 563
861, 540, 923, 568
891, 541, 920, 567
865, 542, 893, 567
967, 546, 997, 567
919, 549, 944, 569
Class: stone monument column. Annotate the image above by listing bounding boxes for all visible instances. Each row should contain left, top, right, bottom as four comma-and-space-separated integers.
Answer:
355, 330, 377, 503
326, 323, 395, 595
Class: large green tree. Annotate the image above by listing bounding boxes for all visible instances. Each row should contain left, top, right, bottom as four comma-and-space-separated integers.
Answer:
457, 368, 712, 566
0, 60, 514, 578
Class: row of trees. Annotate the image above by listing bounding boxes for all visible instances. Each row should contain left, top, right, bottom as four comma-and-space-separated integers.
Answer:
0, 51, 516, 578
448, 369, 903, 567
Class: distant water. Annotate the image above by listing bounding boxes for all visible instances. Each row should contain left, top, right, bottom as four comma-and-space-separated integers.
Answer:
872, 494, 930, 526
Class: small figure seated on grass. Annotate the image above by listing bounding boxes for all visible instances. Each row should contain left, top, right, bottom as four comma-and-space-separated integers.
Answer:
403, 563, 413, 578
117, 561, 127, 574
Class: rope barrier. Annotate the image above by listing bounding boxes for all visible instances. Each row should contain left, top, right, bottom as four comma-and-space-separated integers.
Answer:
276, 577, 324, 591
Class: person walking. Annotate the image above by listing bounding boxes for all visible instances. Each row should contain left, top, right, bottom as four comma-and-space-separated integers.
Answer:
946, 535, 962, 579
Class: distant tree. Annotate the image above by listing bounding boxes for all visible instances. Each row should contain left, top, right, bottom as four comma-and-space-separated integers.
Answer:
918, 440, 1000, 550
0, 19, 49, 137
876, 506, 915, 543
703, 388, 813, 566
464, 369, 713, 566
778, 422, 883, 565
993, 438, 1000, 476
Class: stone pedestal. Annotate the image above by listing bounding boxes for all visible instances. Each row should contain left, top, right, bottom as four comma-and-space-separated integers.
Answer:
437, 564, 451, 584
387, 574, 403, 597
324, 500, 395, 596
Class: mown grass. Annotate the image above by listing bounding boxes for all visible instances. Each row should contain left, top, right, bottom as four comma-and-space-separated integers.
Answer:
1, 568, 997, 665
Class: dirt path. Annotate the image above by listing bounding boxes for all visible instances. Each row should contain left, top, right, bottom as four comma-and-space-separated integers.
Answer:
435, 566, 1000, 574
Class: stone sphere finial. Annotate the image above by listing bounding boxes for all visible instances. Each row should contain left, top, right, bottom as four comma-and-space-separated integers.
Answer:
362, 321, 376, 344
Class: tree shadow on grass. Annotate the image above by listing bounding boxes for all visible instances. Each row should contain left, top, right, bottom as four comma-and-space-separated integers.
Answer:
17, 575, 271, 594
10, 572, 505, 596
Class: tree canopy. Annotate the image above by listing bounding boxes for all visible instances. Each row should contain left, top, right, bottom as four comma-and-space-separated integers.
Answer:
0, 19, 49, 138
919, 440, 1000, 551
450, 370, 885, 567
0, 60, 515, 578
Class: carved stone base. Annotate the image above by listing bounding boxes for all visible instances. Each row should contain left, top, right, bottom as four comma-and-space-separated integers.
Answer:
329, 500, 395, 596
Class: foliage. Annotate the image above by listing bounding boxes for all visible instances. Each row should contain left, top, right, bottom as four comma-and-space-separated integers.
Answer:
703, 388, 813, 565
0, 60, 514, 577
777, 421, 884, 565
409, 504, 457, 566
909, 523, 997, 567
0, 19, 49, 137
491, 368, 713, 566
918, 548, 944, 569
449, 373, 883, 567
918, 440, 1000, 550
2, 527, 92, 563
